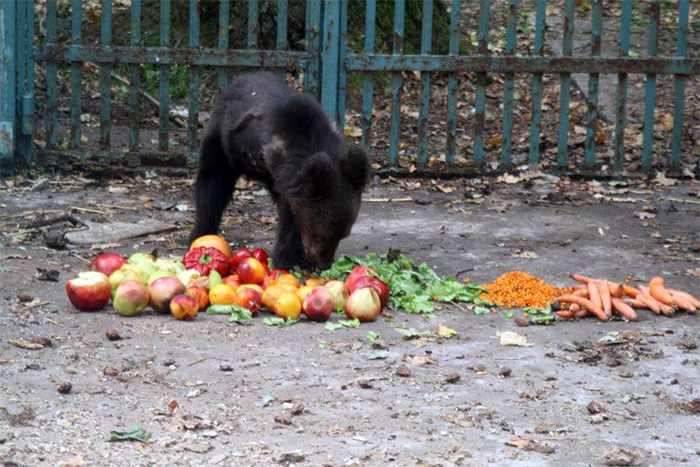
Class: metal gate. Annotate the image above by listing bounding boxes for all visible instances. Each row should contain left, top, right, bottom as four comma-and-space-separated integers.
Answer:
1, 0, 698, 174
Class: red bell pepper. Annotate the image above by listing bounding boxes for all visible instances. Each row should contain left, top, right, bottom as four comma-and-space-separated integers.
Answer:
183, 246, 229, 277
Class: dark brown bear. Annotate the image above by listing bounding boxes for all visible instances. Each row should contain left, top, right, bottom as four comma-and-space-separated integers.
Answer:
191, 71, 370, 270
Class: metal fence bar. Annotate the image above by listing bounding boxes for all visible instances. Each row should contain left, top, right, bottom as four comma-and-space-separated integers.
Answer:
445, 0, 462, 167
99, 0, 112, 149
557, 0, 574, 168
642, 0, 660, 170
321, 0, 340, 122
275, 0, 289, 81
188, 0, 200, 159
389, 0, 406, 166
128, 0, 141, 152
528, 0, 546, 165
361, 0, 376, 154
45, 0, 58, 149
473, 0, 490, 166
613, 1, 632, 172
337, 0, 349, 130
304, 1, 322, 97
670, 0, 689, 169
17, 0, 34, 162
500, 0, 517, 166
248, 0, 259, 48
69, 0, 82, 149
584, 0, 602, 167
218, 0, 230, 92
159, 0, 171, 152
0, 0, 17, 166
416, 0, 433, 167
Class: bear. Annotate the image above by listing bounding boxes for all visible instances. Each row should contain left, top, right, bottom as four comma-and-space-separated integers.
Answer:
191, 71, 370, 270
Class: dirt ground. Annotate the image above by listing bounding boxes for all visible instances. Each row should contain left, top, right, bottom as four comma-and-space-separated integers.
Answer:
0, 173, 699, 467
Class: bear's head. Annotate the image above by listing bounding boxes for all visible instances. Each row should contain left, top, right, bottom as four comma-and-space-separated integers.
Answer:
275, 144, 370, 270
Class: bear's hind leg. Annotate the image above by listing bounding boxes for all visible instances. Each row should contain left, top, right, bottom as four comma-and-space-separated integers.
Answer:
191, 134, 238, 241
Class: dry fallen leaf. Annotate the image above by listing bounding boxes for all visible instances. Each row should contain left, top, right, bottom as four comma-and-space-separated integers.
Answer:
9, 339, 44, 350
498, 173, 522, 184
634, 211, 656, 220
58, 454, 85, 467
653, 171, 677, 186
403, 355, 436, 366
437, 184, 454, 194
498, 332, 533, 347
437, 323, 458, 339
512, 251, 538, 259
660, 113, 673, 132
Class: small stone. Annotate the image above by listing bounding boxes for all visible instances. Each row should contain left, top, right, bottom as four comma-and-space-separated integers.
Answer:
162, 359, 176, 366
57, 381, 72, 394
105, 330, 121, 341
277, 451, 305, 464
514, 317, 529, 327
499, 367, 512, 378
219, 364, 233, 372
587, 400, 604, 414
290, 402, 304, 415
358, 379, 373, 389
590, 414, 605, 424
275, 411, 293, 425
16, 293, 33, 302
103, 366, 119, 376
25, 363, 42, 371
30, 337, 52, 347
396, 365, 411, 377
472, 364, 487, 374
619, 369, 633, 378
445, 373, 461, 384
605, 357, 621, 367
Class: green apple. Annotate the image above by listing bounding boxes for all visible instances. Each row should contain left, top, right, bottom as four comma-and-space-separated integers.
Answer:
177, 269, 201, 288
127, 252, 156, 266
207, 270, 223, 291
148, 269, 176, 285
109, 266, 142, 299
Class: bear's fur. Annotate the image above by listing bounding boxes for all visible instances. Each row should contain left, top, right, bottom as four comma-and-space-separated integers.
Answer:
191, 72, 370, 270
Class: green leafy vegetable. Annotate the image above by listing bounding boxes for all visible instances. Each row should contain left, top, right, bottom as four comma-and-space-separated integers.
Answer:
366, 331, 379, 344
324, 322, 344, 331
106, 426, 152, 443
317, 341, 327, 349
503, 310, 514, 319
524, 303, 552, 315
206, 304, 253, 324
367, 352, 387, 360
262, 393, 275, 406
473, 306, 491, 315
531, 315, 555, 324
338, 318, 361, 328
321, 252, 484, 314
263, 317, 299, 327
395, 327, 432, 338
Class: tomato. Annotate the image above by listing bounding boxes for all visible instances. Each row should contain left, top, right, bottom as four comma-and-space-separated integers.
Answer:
190, 235, 232, 259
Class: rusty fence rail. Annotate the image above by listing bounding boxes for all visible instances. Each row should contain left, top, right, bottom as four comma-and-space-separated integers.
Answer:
0, 0, 698, 174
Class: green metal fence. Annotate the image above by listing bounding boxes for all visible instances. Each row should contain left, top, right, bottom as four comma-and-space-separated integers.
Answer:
1, 0, 698, 174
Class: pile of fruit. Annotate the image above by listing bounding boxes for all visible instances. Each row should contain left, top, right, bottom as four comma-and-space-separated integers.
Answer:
65, 235, 394, 323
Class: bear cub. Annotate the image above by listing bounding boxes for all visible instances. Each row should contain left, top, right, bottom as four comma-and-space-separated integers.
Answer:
191, 71, 370, 270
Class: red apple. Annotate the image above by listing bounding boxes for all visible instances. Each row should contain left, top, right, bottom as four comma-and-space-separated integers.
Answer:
170, 294, 199, 321
237, 257, 266, 284
345, 266, 378, 291
344, 288, 381, 322
148, 276, 186, 313
66, 272, 111, 311
324, 280, 350, 311
233, 287, 262, 314
349, 276, 390, 308
252, 248, 269, 266
229, 248, 252, 273
186, 286, 209, 311
223, 274, 242, 289
90, 253, 127, 277
113, 280, 149, 316
302, 286, 334, 322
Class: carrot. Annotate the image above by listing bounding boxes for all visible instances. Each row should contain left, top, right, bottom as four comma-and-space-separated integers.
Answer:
623, 285, 640, 298
599, 282, 612, 317
557, 310, 574, 319
637, 294, 661, 314
573, 308, 590, 319
668, 289, 700, 308
639, 285, 674, 316
649, 277, 675, 306
569, 303, 581, 314
555, 296, 608, 321
622, 298, 647, 309
607, 282, 624, 298
669, 292, 697, 313
572, 288, 589, 298
587, 282, 604, 314
612, 298, 637, 321
572, 285, 587, 291
570, 273, 598, 284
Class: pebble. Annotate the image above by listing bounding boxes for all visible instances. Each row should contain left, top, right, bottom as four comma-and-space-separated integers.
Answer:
358, 379, 373, 389
587, 400, 604, 414
219, 364, 234, 372
103, 366, 119, 376
275, 411, 293, 425
445, 373, 461, 384
105, 330, 121, 341
396, 366, 411, 377
499, 367, 512, 378
57, 381, 72, 394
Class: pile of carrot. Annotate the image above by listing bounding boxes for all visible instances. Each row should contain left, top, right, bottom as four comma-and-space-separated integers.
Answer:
555, 274, 698, 322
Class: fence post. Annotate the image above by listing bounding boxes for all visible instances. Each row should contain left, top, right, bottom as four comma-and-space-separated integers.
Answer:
320, 0, 341, 124
0, 0, 17, 170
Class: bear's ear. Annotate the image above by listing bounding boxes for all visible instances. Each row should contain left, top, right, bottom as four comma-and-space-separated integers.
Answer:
341, 145, 370, 189
281, 152, 335, 199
